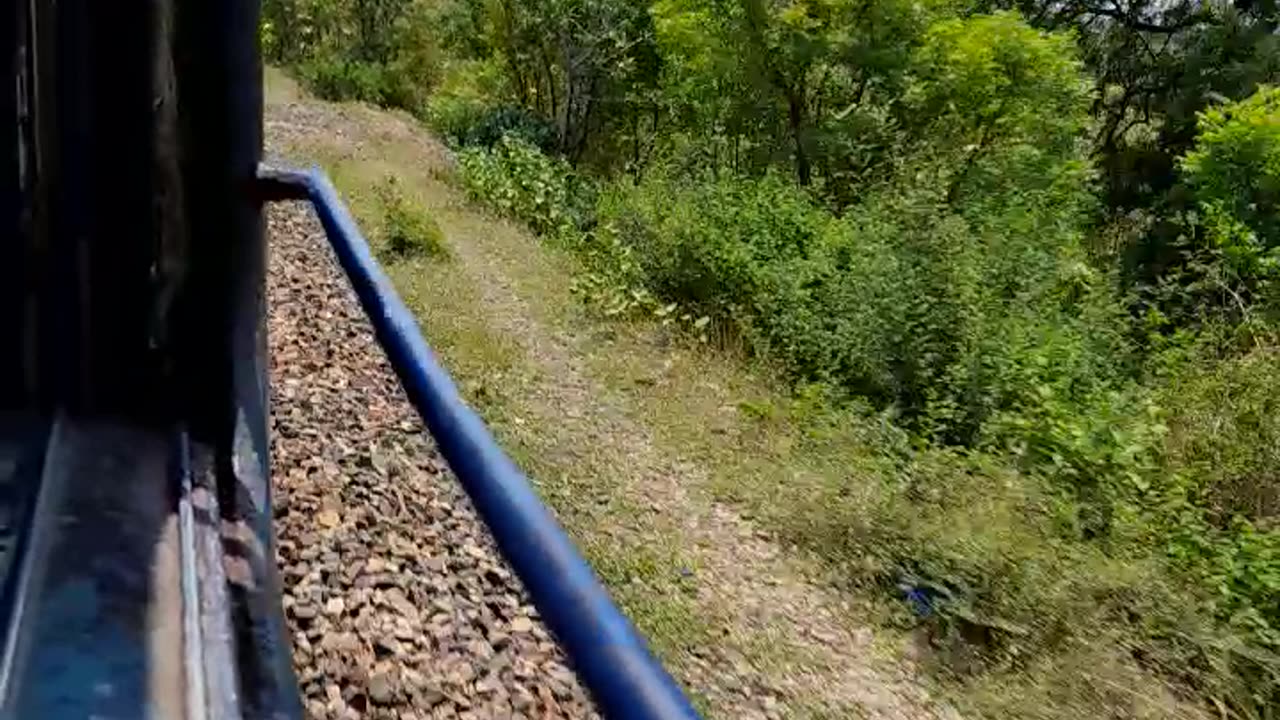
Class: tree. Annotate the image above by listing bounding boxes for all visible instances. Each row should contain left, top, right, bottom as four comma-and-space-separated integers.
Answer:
982, 0, 1280, 215
650, 0, 937, 190
1182, 86, 1280, 243
484, 0, 658, 161
353, 0, 414, 63
1166, 86, 1280, 329
902, 12, 1090, 204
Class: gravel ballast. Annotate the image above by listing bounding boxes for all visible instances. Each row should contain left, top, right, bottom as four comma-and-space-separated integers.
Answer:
268, 201, 596, 720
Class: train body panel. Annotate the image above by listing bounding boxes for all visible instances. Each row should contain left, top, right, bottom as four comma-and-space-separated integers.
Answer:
0, 3, 698, 718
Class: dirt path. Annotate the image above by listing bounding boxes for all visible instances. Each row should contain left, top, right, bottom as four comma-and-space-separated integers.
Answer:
266, 70, 957, 720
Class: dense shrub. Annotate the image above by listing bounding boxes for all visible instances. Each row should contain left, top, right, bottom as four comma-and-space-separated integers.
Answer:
1158, 344, 1280, 637
424, 58, 515, 146
456, 107, 556, 152
286, 1, 442, 114
298, 52, 438, 113
300, 56, 394, 103
457, 135, 596, 239
593, 171, 1127, 439
459, 134, 1143, 493
377, 177, 448, 259
1182, 87, 1280, 249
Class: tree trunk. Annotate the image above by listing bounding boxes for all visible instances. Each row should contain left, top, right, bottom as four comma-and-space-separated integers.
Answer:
788, 93, 811, 186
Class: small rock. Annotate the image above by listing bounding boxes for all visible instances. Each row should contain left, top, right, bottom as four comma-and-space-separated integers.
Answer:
419, 686, 446, 707
369, 445, 389, 473
474, 674, 500, 695
488, 653, 511, 675
393, 619, 417, 641
383, 587, 419, 620
320, 632, 360, 653
374, 636, 403, 657
511, 686, 536, 712
325, 598, 345, 616
291, 604, 318, 621
367, 672, 396, 705
510, 616, 534, 634
447, 663, 476, 686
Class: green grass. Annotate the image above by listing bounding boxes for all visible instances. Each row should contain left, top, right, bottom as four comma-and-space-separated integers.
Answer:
265, 65, 303, 105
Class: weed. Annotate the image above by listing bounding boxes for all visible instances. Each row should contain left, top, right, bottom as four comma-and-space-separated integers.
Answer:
377, 176, 449, 260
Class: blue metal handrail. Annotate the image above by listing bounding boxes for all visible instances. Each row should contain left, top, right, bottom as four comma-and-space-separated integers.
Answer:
259, 167, 701, 720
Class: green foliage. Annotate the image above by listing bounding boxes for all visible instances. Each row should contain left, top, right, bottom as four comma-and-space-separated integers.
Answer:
1160, 346, 1280, 613
268, 0, 442, 113
907, 14, 1087, 149
1162, 345, 1280, 527
649, 0, 942, 191
596, 173, 827, 319
471, 0, 660, 161
300, 56, 395, 103
457, 135, 595, 239
453, 106, 556, 152
1141, 88, 1280, 336
979, 0, 1280, 225
377, 176, 448, 259
902, 13, 1091, 205
1183, 87, 1280, 240
422, 57, 509, 143
827, 435, 1277, 718
1181, 88, 1280, 323
591, 154, 1113, 446
457, 123, 1280, 718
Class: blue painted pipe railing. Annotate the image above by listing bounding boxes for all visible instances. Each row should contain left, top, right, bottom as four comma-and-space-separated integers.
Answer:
259, 167, 701, 720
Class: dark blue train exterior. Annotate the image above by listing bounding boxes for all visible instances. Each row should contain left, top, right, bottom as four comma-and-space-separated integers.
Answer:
0, 2, 699, 718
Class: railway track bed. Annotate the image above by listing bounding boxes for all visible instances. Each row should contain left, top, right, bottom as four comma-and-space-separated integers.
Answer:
267, 201, 595, 720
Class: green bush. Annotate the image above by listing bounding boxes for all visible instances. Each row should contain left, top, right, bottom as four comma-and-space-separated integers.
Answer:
300, 55, 390, 103
461, 138, 1140, 481
1158, 345, 1280, 644
292, 3, 441, 114
430, 100, 557, 151
1162, 346, 1280, 527
425, 91, 490, 145
457, 135, 596, 239
457, 106, 556, 152
423, 58, 513, 145
594, 170, 1126, 443
298, 57, 432, 113
376, 177, 448, 260
1182, 87, 1280, 249
1144, 88, 1280, 336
